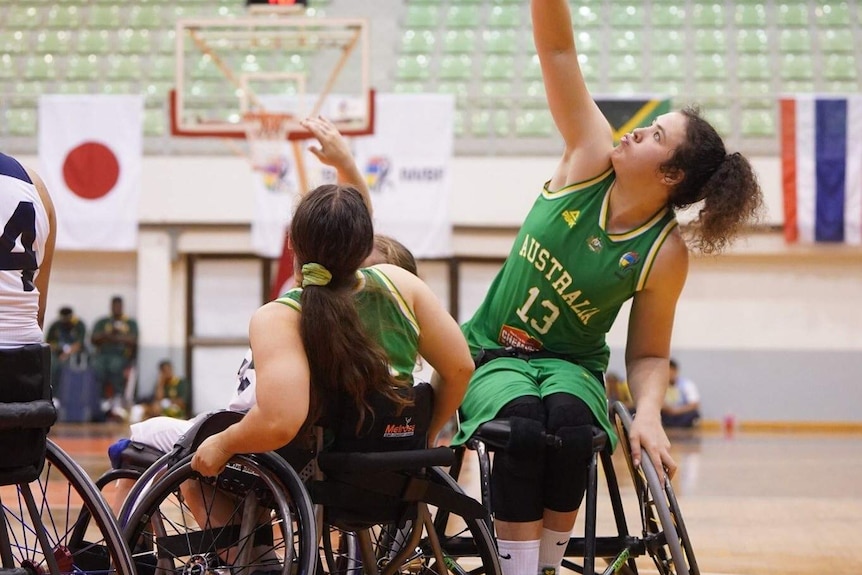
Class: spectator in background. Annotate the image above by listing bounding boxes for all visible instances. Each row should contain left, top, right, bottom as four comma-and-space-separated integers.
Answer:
45, 306, 87, 395
662, 359, 701, 428
605, 371, 634, 411
91, 296, 138, 420
145, 359, 189, 420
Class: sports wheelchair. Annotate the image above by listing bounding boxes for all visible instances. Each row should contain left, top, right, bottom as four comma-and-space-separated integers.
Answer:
442, 401, 699, 575
0, 344, 135, 575
99, 383, 501, 575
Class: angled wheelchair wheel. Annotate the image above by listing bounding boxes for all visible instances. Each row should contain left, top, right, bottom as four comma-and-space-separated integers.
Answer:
122, 452, 316, 575
319, 466, 500, 575
613, 403, 700, 575
0, 439, 136, 575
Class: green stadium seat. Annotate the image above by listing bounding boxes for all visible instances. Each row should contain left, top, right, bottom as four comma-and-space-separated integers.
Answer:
439, 54, 473, 81
156, 30, 176, 54
818, 29, 855, 53
483, 30, 518, 54
55, 81, 92, 95
148, 56, 175, 81
781, 80, 814, 93
823, 54, 857, 81
516, 109, 554, 137
23, 55, 57, 81
734, 4, 767, 27
144, 81, 172, 101
449, 0, 481, 4
470, 110, 510, 137
575, 30, 600, 54
128, 5, 163, 28
694, 29, 727, 53
8, 81, 43, 106
0, 31, 28, 54
400, 29, 435, 54
780, 54, 814, 81
524, 81, 545, 99
4, 108, 38, 137
779, 29, 811, 53
65, 54, 101, 81
488, 5, 521, 29
776, 3, 809, 26
652, 54, 685, 81
393, 82, 426, 94
446, 6, 481, 29
480, 81, 513, 101
692, 80, 728, 102
736, 29, 768, 54
0, 55, 18, 80
578, 54, 599, 81
741, 109, 775, 138
610, 30, 642, 53
6, 7, 42, 29
107, 55, 142, 80
101, 81, 138, 95
701, 107, 731, 137
570, 3, 601, 28
650, 4, 686, 28
77, 29, 112, 54
816, 3, 851, 26
144, 109, 166, 136
442, 30, 476, 54
607, 79, 647, 95
608, 54, 641, 80
737, 54, 771, 80
523, 53, 542, 81
89, 5, 122, 28
35, 31, 73, 54
117, 29, 154, 54
453, 110, 465, 137
610, 5, 644, 28
650, 29, 684, 53
694, 54, 727, 81
482, 55, 515, 81
437, 81, 470, 102
395, 55, 430, 81
403, 5, 439, 29
738, 81, 773, 109
691, 3, 725, 27
822, 80, 859, 93
46, 5, 81, 28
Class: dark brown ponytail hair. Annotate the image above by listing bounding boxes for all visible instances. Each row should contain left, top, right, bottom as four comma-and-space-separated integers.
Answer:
661, 106, 764, 254
290, 185, 409, 430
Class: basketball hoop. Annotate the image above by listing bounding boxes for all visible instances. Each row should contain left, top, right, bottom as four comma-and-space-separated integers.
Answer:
242, 111, 295, 173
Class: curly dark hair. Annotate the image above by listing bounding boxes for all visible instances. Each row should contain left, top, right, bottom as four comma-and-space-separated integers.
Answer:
660, 106, 764, 254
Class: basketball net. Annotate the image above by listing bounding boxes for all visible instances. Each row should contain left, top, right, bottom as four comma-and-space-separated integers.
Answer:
242, 111, 308, 195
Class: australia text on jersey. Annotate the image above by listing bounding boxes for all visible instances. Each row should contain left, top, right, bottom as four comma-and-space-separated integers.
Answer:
518, 233, 600, 326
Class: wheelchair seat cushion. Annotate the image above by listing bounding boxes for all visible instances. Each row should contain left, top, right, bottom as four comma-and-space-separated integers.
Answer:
0, 344, 55, 485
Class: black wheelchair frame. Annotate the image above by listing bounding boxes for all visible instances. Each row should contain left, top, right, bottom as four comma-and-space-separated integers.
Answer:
0, 344, 135, 575
442, 402, 699, 575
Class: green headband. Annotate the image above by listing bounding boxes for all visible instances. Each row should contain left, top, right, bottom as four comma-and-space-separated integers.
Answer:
301, 263, 332, 288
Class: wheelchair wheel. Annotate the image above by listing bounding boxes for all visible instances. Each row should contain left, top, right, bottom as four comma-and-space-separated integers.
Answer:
613, 403, 700, 575
123, 452, 316, 575
319, 466, 500, 575
0, 439, 136, 575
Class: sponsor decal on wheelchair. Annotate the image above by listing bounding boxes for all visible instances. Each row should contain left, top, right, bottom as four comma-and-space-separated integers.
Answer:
383, 416, 416, 438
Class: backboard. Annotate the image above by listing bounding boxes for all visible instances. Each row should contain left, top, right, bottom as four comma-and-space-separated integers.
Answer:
171, 15, 374, 141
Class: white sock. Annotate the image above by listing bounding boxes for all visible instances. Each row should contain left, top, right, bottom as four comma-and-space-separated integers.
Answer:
497, 539, 540, 575
538, 528, 571, 575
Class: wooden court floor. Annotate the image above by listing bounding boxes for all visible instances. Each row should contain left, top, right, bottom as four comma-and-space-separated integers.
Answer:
51, 422, 862, 575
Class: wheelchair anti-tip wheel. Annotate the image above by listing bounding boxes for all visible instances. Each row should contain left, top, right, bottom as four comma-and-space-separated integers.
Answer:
613, 403, 700, 575
122, 452, 316, 575
0, 439, 136, 575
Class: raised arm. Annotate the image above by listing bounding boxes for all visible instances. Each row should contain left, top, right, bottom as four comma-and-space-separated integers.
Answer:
532, 0, 614, 185
300, 116, 372, 216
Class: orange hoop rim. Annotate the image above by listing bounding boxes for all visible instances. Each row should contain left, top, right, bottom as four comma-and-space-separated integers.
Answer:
242, 111, 297, 139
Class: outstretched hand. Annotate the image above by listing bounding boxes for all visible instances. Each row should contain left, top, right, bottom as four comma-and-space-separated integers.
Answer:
627, 411, 676, 485
300, 116, 354, 172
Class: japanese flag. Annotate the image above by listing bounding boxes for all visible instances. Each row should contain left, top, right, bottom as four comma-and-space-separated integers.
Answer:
38, 95, 144, 250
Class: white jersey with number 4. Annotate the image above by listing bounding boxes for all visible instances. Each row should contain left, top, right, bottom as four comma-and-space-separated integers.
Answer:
0, 153, 50, 345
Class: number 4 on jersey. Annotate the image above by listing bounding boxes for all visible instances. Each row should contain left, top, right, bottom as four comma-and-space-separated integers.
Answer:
0, 201, 37, 291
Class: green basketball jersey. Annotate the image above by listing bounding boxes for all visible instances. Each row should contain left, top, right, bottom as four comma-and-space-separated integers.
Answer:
276, 267, 420, 382
462, 169, 678, 374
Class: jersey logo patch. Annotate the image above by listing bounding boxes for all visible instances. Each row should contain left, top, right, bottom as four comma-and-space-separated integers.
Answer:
498, 325, 542, 352
586, 235, 603, 252
561, 210, 580, 228
615, 251, 640, 278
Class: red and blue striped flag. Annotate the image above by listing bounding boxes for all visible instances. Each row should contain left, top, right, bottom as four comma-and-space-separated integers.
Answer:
780, 96, 862, 244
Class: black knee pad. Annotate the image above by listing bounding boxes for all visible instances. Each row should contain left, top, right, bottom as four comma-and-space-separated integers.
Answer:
543, 424, 595, 512
544, 392, 595, 433
491, 397, 546, 522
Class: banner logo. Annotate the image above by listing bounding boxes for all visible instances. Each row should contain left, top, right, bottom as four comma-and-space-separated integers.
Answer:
364, 156, 392, 193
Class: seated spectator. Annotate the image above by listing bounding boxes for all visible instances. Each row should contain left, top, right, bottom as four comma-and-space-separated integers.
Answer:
662, 359, 701, 428
144, 359, 189, 420
605, 371, 634, 411
45, 306, 87, 395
